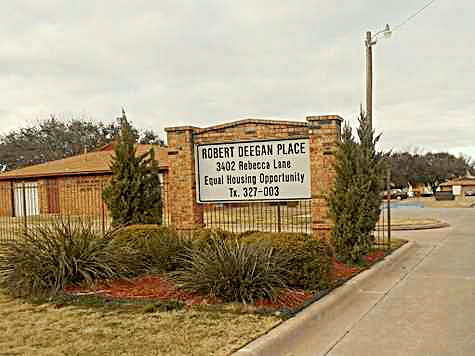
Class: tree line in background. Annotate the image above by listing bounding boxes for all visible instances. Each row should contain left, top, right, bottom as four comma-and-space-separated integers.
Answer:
388, 151, 475, 194
0, 115, 163, 170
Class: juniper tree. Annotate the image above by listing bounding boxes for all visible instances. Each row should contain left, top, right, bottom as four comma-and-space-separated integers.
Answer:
328, 111, 386, 262
102, 110, 162, 226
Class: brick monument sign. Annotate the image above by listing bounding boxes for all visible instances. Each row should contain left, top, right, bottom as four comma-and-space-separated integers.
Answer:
165, 115, 342, 239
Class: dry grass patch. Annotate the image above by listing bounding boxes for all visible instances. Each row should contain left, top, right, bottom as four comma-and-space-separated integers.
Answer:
0, 292, 280, 356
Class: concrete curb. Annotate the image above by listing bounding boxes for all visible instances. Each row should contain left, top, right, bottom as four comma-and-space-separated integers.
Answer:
376, 222, 450, 231
233, 241, 417, 356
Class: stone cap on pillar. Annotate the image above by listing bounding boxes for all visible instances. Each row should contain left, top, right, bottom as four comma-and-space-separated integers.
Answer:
164, 125, 200, 133
306, 115, 343, 127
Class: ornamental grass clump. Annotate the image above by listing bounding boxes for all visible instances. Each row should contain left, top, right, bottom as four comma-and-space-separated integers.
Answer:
0, 220, 139, 298
172, 232, 290, 303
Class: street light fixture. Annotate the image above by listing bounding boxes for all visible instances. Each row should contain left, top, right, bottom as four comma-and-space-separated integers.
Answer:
366, 24, 392, 130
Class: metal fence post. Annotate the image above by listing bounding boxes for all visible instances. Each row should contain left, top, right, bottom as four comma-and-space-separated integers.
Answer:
101, 180, 105, 236
386, 168, 391, 250
22, 181, 27, 234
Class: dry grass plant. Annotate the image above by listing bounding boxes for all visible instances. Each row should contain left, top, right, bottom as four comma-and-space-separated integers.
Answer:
0, 219, 141, 298
172, 231, 291, 303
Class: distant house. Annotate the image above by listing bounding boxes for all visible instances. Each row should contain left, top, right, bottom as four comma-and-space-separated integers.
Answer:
0, 145, 169, 217
407, 183, 434, 197
439, 177, 475, 196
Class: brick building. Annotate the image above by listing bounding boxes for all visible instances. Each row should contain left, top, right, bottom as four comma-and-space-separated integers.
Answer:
0, 145, 169, 217
439, 177, 475, 196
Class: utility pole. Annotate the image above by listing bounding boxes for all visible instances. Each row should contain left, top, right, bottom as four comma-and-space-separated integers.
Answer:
365, 25, 391, 131
366, 31, 373, 130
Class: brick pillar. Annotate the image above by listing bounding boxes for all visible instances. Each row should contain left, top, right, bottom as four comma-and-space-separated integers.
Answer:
307, 115, 343, 239
165, 126, 204, 231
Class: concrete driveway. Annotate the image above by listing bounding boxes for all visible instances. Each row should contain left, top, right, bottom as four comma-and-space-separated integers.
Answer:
237, 207, 475, 355
326, 207, 475, 355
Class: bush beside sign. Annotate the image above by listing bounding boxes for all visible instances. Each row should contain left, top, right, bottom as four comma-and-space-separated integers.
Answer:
195, 138, 311, 203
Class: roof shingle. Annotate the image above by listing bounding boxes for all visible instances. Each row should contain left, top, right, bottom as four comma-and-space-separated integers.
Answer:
0, 145, 169, 180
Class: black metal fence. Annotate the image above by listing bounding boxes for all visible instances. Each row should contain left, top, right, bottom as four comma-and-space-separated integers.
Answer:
0, 180, 172, 242
1, 180, 390, 248
0, 180, 108, 242
203, 200, 312, 234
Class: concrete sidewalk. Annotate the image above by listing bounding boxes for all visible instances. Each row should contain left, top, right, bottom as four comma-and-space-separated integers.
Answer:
235, 208, 475, 355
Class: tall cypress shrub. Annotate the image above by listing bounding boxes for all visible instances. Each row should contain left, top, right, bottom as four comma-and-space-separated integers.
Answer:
102, 111, 162, 226
328, 111, 386, 262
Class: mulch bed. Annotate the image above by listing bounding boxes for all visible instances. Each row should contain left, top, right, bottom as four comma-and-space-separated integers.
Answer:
64, 249, 387, 313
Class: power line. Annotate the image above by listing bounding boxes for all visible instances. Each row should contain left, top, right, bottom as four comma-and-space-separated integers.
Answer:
393, 0, 437, 31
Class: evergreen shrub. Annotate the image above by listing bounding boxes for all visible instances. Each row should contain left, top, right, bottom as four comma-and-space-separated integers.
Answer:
238, 232, 334, 290
111, 225, 191, 273
328, 111, 387, 262
102, 111, 162, 226
191, 229, 234, 249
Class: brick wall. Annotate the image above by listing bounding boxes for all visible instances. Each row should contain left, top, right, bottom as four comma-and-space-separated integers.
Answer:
0, 175, 111, 217
0, 181, 13, 217
56, 175, 110, 216
166, 117, 342, 237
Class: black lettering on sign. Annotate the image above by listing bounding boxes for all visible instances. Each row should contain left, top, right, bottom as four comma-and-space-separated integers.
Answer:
216, 161, 236, 172
238, 144, 273, 157
239, 161, 271, 170
202, 146, 235, 159
273, 159, 291, 169
277, 142, 306, 155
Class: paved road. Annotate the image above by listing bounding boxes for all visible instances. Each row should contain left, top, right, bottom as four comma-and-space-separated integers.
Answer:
327, 207, 475, 355
240, 207, 475, 355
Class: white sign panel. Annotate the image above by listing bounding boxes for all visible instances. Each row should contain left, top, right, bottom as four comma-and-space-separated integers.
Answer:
195, 138, 311, 203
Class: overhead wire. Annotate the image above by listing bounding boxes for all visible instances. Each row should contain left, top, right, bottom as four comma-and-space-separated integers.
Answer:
393, 0, 437, 31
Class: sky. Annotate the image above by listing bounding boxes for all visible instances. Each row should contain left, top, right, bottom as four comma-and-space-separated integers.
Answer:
0, 0, 474, 158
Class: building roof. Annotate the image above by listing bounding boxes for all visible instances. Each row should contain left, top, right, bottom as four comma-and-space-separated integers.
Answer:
0, 145, 170, 181
439, 177, 475, 187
